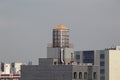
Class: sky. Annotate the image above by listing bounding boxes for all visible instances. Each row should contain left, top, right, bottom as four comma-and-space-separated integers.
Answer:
0, 0, 120, 64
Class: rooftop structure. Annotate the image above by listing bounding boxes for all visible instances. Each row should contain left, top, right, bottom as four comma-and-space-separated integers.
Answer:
47, 24, 74, 64
53, 24, 69, 48
53, 24, 69, 30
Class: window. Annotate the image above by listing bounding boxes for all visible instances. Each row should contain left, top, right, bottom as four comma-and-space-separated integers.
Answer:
79, 72, 82, 79
84, 72, 87, 79
100, 69, 105, 74
76, 55, 80, 59
54, 62, 57, 65
74, 72, 77, 79
100, 54, 105, 59
71, 53, 74, 61
83, 59, 94, 63
93, 72, 97, 79
83, 51, 94, 64
100, 61, 105, 66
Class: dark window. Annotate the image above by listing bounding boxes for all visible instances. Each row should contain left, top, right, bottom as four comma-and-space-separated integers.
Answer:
74, 72, 77, 79
11, 63, 15, 68
79, 72, 82, 79
76, 55, 80, 59
83, 51, 94, 64
71, 53, 74, 61
1, 62, 4, 72
93, 72, 97, 79
100, 61, 105, 66
54, 62, 57, 65
84, 72, 87, 79
100, 54, 105, 59
100, 69, 105, 74
83, 59, 94, 63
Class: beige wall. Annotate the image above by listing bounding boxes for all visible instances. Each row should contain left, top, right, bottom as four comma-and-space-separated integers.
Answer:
109, 50, 120, 80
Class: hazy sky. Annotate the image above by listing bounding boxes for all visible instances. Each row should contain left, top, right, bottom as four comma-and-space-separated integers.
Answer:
0, 0, 120, 64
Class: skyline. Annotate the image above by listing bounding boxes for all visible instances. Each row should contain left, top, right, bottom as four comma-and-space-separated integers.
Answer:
0, 0, 120, 64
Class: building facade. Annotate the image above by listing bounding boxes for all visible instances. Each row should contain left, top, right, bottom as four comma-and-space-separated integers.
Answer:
11, 63, 23, 74
52, 24, 69, 48
21, 58, 99, 80
1, 63, 10, 74
0, 62, 23, 74
75, 46, 120, 80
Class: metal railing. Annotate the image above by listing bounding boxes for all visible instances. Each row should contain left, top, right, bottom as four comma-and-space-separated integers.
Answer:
0, 74, 20, 80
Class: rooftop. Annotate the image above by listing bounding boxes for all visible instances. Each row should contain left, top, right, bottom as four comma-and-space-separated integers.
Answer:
53, 24, 69, 30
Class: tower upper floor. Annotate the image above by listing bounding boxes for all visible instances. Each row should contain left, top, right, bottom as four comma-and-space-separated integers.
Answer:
53, 24, 70, 48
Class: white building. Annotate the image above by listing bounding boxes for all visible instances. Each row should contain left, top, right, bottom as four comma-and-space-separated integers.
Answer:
0, 62, 24, 74
11, 63, 23, 74
1, 63, 10, 74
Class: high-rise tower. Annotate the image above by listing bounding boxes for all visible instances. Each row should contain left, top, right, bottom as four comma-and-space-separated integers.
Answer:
47, 24, 74, 64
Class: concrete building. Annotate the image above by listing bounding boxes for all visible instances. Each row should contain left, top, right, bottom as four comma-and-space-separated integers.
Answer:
75, 46, 120, 80
21, 58, 99, 80
21, 25, 99, 80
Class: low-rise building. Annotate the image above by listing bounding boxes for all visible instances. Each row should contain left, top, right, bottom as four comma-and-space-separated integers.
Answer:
1, 63, 10, 74
21, 58, 99, 80
11, 62, 23, 74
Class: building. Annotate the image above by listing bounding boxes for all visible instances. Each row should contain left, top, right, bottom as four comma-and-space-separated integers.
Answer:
21, 58, 99, 80
21, 25, 99, 80
0, 62, 24, 80
0, 62, 23, 74
47, 24, 74, 65
11, 63, 23, 74
75, 46, 120, 80
1, 63, 10, 74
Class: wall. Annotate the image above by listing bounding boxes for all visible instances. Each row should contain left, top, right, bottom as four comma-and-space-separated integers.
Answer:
109, 50, 120, 80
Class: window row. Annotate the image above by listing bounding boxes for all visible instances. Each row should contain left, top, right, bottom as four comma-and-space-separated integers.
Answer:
53, 37, 69, 40
53, 34, 69, 36
53, 31, 69, 35
53, 39, 69, 41
73, 72, 97, 79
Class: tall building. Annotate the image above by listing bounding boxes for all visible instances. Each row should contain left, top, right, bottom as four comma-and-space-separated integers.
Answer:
21, 25, 99, 80
47, 24, 74, 64
75, 46, 120, 80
